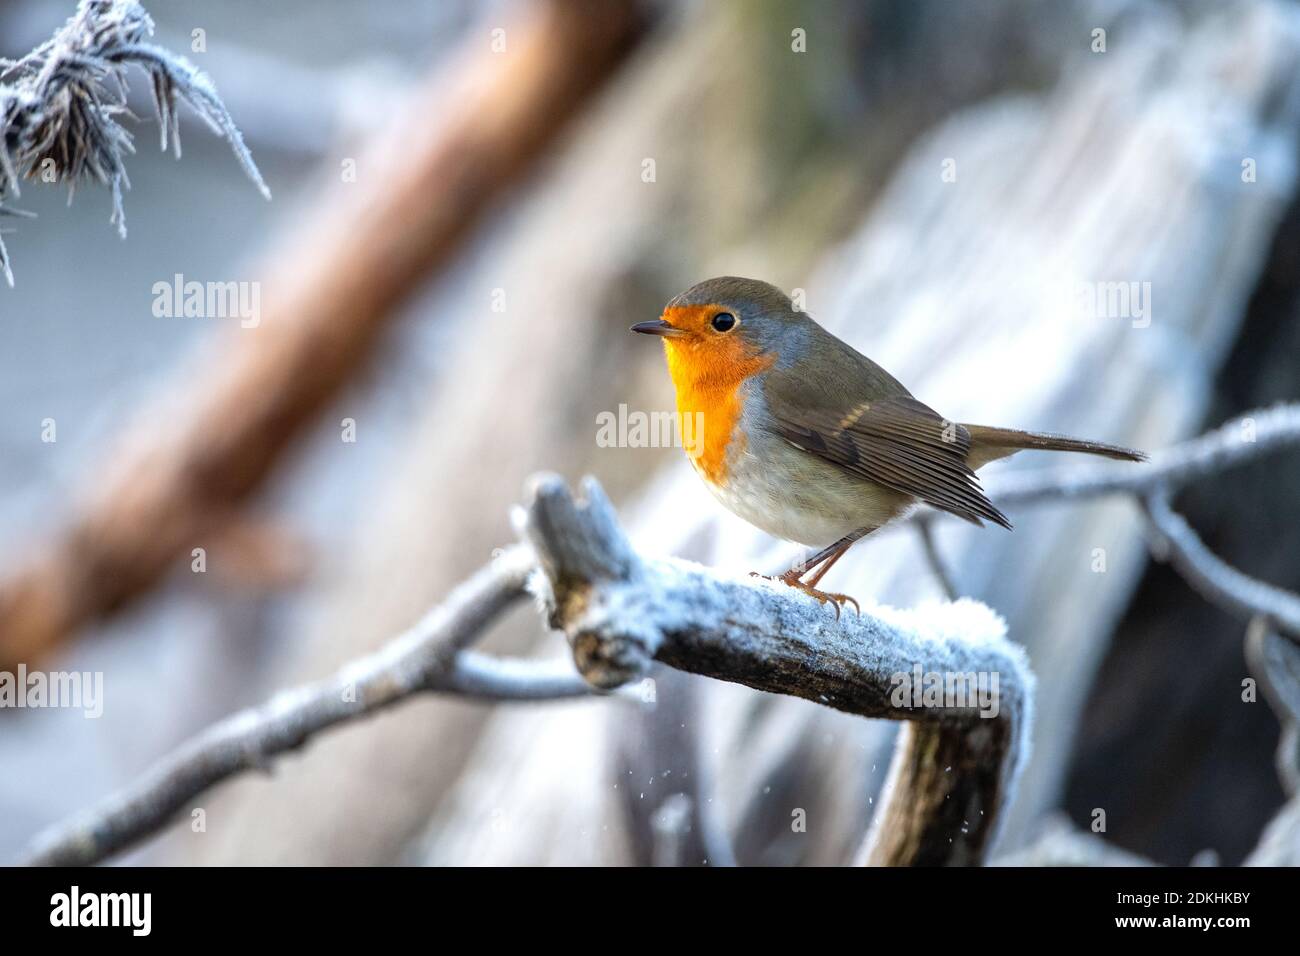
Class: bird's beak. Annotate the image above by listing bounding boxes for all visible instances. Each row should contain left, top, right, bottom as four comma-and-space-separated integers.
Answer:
631, 319, 685, 338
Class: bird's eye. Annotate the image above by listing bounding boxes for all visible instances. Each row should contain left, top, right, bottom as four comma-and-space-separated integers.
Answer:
711, 312, 737, 332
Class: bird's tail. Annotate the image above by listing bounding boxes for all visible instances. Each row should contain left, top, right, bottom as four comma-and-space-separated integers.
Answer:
963, 424, 1146, 470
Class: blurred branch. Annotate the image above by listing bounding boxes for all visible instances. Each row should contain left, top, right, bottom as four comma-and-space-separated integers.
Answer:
19, 545, 609, 867
1122, 413, 1300, 859
1140, 490, 1300, 640
1245, 617, 1300, 797
0, 0, 268, 285
0, 0, 649, 670
523, 474, 1034, 866
915, 517, 960, 599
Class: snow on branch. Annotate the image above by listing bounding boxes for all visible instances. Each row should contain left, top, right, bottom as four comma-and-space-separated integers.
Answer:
0, 0, 269, 285
521, 474, 1036, 866
19, 545, 609, 867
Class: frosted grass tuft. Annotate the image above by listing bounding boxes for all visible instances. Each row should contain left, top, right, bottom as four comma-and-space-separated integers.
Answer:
0, 0, 269, 286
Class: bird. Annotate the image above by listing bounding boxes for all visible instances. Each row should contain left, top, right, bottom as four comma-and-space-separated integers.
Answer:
631, 276, 1146, 614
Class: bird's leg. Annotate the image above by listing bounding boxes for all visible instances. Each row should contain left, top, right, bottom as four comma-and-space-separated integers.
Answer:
803, 545, 848, 589
753, 530, 870, 617
782, 537, 861, 617
750, 539, 838, 583
763, 539, 843, 582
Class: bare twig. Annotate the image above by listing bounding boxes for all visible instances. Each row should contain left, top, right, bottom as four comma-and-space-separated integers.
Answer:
0, 0, 269, 284
522, 474, 1035, 866
915, 517, 961, 599
0, 0, 649, 670
435, 652, 597, 702
1140, 490, 1300, 640
19, 545, 605, 867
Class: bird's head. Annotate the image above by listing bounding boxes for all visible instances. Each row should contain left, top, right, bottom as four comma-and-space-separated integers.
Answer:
631, 277, 808, 382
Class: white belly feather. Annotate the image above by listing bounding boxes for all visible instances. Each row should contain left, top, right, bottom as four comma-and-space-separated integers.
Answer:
692, 419, 911, 548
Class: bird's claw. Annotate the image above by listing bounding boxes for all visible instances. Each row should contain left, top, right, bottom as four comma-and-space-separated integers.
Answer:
749, 570, 861, 618
798, 584, 860, 619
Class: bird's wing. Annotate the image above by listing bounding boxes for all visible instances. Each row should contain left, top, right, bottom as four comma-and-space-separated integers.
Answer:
762, 384, 1011, 529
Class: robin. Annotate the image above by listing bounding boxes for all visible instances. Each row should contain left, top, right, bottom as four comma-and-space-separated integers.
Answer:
632, 276, 1145, 613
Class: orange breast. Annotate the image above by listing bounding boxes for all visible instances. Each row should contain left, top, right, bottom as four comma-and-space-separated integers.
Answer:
661, 306, 776, 485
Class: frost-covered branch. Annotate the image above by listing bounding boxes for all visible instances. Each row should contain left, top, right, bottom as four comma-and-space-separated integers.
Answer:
19, 545, 606, 867
522, 474, 1035, 866
0, 0, 269, 284
1140, 490, 1300, 640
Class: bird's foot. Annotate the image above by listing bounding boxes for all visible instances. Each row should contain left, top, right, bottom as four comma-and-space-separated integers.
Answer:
751, 570, 860, 618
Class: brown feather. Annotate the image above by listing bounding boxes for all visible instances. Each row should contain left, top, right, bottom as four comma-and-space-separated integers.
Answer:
764, 391, 1013, 530
963, 424, 1147, 469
